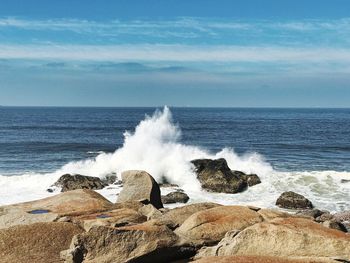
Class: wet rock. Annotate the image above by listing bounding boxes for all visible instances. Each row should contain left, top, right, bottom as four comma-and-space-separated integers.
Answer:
0, 222, 83, 263
196, 217, 350, 260
102, 174, 118, 185
191, 158, 248, 193
276, 191, 313, 209
117, 170, 163, 209
62, 223, 196, 263
159, 183, 180, 188
175, 205, 263, 245
241, 173, 261, 186
161, 191, 190, 204
53, 174, 107, 192
340, 179, 350, 183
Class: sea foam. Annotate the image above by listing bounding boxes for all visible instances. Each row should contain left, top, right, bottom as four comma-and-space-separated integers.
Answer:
0, 107, 349, 212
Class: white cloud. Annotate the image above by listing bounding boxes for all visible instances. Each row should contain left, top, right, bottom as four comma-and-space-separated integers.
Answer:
0, 44, 350, 64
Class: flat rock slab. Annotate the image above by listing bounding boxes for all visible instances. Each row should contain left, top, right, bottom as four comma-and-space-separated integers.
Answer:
0, 189, 113, 228
0, 222, 83, 263
175, 205, 263, 245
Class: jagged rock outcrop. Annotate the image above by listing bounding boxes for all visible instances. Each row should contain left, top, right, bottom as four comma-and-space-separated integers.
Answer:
117, 170, 163, 209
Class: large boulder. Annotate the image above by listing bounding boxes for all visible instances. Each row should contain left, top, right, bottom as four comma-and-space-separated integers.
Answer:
191, 159, 248, 193
193, 256, 339, 263
276, 191, 313, 209
175, 205, 263, 245
62, 223, 195, 263
0, 222, 83, 263
0, 189, 113, 228
196, 217, 350, 260
53, 174, 107, 192
117, 170, 163, 209
161, 191, 190, 204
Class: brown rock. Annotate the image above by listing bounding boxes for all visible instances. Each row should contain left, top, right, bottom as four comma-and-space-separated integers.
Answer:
196, 217, 350, 260
0, 189, 113, 229
191, 158, 248, 194
0, 222, 83, 263
175, 205, 263, 245
193, 256, 338, 263
117, 170, 163, 209
74, 208, 147, 231
154, 202, 221, 230
62, 223, 195, 263
276, 191, 313, 209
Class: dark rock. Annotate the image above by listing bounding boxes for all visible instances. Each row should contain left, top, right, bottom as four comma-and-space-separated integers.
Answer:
341, 179, 350, 183
191, 158, 248, 193
46, 188, 54, 193
117, 170, 163, 209
316, 212, 334, 222
53, 174, 107, 192
102, 174, 117, 185
276, 191, 313, 209
296, 209, 324, 219
241, 173, 261, 187
322, 220, 348, 232
161, 191, 190, 204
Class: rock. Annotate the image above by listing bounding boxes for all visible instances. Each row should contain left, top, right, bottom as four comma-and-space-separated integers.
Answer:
276, 191, 313, 209
193, 256, 339, 263
241, 173, 261, 187
102, 174, 118, 185
296, 209, 324, 219
161, 191, 190, 204
196, 217, 350, 260
333, 211, 350, 222
340, 179, 350, 183
154, 202, 221, 230
0, 222, 83, 263
74, 208, 147, 231
257, 208, 294, 221
53, 174, 107, 192
316, 212, 334, 222
62, 223, 195, 263
117, 170, 163, 209
138, 204, 163, 220
322, 220, 348, 232
159, 183, 180, 188
191, 158, 247, 193
0, 189, 114, 229
175, 205, 263, 245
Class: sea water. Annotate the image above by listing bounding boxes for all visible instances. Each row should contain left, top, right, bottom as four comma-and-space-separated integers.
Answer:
0, 106, 349, 212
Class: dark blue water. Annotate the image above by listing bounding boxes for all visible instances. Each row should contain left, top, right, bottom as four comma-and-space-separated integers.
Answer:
1, 107, 350, 175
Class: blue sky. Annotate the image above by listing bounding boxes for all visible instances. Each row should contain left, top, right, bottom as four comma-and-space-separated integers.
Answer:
0, 0, 350, 107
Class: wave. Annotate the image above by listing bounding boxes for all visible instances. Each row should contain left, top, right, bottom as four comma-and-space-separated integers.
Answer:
0, 107, 349, 212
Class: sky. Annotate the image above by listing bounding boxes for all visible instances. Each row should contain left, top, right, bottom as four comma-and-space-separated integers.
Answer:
0, 0, 350, 107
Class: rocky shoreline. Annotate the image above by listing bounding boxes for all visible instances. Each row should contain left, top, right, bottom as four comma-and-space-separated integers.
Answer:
1, 158, 349, 263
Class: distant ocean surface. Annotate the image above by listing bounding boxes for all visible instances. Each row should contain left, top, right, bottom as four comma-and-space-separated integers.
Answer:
0, 107, 349, 211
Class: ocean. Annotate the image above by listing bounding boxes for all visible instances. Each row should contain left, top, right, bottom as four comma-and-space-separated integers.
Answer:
0, 106, 349, 212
